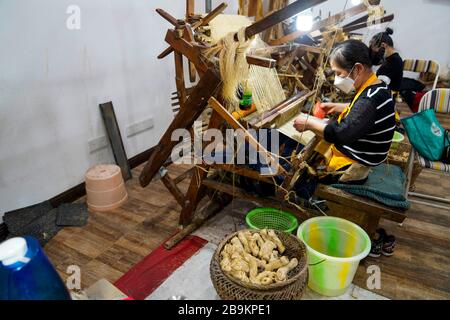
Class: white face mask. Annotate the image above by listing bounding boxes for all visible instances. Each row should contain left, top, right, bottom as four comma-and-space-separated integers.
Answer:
334, 65, 357, 94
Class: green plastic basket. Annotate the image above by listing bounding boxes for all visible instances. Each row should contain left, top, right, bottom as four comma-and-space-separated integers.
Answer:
246, 208, 299, 234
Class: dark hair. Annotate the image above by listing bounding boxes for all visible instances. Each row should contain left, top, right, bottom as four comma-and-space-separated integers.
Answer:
371, 27, 394, 47
330, 39, 373, 71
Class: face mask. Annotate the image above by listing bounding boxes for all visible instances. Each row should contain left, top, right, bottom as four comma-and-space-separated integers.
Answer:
334, 66, 357, 94
371, 47, 386, 66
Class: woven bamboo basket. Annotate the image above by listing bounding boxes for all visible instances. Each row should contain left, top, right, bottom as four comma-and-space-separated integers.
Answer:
210, 229, 308, 300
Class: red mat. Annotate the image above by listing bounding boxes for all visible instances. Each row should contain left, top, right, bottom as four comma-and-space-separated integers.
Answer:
115, 235, 208, 300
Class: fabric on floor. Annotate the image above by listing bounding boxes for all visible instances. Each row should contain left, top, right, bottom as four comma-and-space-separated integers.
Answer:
146, 242, 388, 301
114, 235, 207, 300
332, 164, 411, 209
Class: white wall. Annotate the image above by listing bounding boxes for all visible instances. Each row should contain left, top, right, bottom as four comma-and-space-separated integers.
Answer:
0, 0, 448, 221
0, 0, 238, 221
311, 0, 450, 76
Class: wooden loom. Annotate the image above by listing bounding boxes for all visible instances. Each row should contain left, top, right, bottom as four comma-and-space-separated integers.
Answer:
140, 0, 407, 246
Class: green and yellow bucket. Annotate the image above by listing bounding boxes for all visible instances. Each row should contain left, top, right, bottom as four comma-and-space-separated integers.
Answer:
297, 217, 371, 297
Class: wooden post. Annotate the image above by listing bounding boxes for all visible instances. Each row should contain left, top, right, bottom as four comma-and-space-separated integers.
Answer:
186, 0, 195, 18
99, 102, 132, 181
179, 109, 224, 226
174, 52, 187, 108
139, 69, 221, 187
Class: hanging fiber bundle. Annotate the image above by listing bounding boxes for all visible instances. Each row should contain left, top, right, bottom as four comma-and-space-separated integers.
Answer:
205, 28, 252, 111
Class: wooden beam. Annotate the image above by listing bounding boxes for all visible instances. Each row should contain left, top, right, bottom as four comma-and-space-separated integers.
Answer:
212, 164, 276, 182
193, 2, 228, 29
343, 14, 369, 28
161, 173, 186, 207
186, 0, 195, 18
156, 8, 178, 27
248, 91, 309, 127
165, 29, 210, 74
157, 46, 174, 60
139, 69, 221, 187
164, 199, 223, 249
270, 3, 367, 45
298, 44, 323, 54
183, 25, 198, 83
343, 14, 394, 33
315, 185, 407, 223
202, 179, 309, 220
174, 51, 187, 108
208, 97, 287, 176
250, 91, 315, 129
174, 168, 194, 184
246, 55, 277, 68
158, 3, 227, 61
99, 102, 132, 181
244, 0, 327, 40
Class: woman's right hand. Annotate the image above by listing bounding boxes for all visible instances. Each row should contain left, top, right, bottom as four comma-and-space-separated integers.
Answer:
320, 103, 348, 115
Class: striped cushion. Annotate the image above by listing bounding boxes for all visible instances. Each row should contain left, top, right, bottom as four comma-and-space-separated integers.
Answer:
416, 152, 450, 172
419, 89, 450, 114
404, 59, 440, 75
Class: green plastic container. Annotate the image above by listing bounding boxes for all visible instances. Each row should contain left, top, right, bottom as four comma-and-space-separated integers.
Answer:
390, 131, 405, 152
297, 217, 371, 297
246, 208, 299, 234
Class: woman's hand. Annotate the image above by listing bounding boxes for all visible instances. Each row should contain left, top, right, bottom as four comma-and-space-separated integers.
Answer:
293, 116, 310, 132
320, 102, 348, 115
293, 115, 328, 138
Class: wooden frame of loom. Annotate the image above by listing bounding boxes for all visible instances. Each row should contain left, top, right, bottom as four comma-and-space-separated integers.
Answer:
140, 0, 407, 244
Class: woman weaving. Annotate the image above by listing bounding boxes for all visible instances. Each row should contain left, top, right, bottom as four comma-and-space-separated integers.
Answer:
294, 40, 396, 172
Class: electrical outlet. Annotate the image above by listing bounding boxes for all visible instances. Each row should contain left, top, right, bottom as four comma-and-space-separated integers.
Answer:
88, 136, 109, 153
126, 118, 154, 138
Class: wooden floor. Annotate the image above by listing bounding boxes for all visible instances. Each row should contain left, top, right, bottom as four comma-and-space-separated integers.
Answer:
45, 161, 450, 300
45, 165, 190, 289
45, 101, 450, 299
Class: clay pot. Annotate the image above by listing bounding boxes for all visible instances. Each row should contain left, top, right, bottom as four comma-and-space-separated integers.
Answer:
85, 165, 128, 212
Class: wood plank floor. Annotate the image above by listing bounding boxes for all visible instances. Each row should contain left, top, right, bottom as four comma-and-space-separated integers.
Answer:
45, 102, 450, 299
45, 162, 449, 300
45, 165, 191, 289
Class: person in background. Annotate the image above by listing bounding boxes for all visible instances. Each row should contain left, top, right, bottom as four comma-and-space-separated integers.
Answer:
369, 27, 404, 92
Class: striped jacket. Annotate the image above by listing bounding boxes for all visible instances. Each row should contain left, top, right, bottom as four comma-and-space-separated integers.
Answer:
324, 83, 396, 166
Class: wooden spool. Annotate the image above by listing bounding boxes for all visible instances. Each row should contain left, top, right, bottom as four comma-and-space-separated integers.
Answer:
85, 165, 128, 212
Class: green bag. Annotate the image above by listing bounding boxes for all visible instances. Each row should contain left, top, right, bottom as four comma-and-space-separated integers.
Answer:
401, 109, 448, 161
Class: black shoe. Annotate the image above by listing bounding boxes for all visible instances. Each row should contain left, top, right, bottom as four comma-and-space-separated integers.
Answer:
382, 234, 396, 257
369, 228, 387, 258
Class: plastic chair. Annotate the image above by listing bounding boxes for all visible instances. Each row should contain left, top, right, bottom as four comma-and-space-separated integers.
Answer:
403, 59, 440, 90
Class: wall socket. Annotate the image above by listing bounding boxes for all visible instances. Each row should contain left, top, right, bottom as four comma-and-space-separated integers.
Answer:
126, 117, 154, 138
89, 117, 154, 153
88, 136, 109, 153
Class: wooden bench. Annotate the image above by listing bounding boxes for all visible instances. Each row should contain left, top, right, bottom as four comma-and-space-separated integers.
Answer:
315, 185, 407, 238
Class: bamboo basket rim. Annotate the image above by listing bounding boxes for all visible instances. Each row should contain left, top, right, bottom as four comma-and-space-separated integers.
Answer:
213, 229, 308, 291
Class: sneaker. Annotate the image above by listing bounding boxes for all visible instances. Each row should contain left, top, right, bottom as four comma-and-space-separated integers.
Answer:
369, 229, 387, 258
382, 235, 396, 256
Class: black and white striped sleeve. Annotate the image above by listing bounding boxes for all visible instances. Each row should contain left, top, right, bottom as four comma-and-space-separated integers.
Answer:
324, 97, 377, 146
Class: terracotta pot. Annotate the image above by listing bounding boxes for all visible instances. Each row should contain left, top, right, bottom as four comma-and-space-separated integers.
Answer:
85, 165, 128, 212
